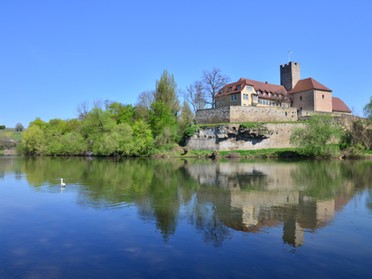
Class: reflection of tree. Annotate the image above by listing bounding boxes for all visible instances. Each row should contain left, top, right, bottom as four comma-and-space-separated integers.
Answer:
6, 157, 372, 247
291, 161, 345, 200
367, 189, 372, 211
191, 202, 231, 247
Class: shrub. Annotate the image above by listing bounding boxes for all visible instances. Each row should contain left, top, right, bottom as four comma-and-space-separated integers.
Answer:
290, 115, 344, 158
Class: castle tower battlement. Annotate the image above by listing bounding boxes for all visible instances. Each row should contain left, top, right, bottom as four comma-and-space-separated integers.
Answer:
280, 62, 300, 91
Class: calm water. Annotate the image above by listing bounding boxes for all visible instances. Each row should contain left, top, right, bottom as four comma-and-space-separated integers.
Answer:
0, 157, 371, 279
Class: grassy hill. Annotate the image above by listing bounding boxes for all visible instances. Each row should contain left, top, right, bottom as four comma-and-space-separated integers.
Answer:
0, 129, 22, 154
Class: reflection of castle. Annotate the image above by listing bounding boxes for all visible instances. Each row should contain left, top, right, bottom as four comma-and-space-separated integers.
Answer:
187, 162, 354, 247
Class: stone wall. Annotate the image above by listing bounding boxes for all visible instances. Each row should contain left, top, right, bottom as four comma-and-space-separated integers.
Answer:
196, 107, 230, 124
195, 106, 298, 124
186, 123, 304, 151
229, 106, 297, 122
298, 110, 362, 130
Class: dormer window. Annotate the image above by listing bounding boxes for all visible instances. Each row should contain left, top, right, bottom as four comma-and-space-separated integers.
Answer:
236, 85, 241, 90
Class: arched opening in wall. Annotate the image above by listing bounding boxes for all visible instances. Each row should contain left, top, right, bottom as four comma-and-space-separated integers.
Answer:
285, 112, 288, 116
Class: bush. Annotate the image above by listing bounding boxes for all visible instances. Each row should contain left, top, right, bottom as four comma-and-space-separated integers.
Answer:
290, 115, 343, 158
183, 125, 198, 138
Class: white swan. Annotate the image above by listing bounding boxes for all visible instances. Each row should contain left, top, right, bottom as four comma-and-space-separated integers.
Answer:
60, 178, 66, 187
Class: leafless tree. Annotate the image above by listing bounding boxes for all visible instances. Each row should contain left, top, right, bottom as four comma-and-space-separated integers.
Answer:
202, 68, 230, 108
136, 90, 155, 110
184, 81, 206, 113
76, 101, 90, 120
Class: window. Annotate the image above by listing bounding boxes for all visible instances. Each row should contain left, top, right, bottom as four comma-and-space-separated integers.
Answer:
243, 94, 249, 100
246, 85, 253, 91
300, 96, 302, 101
322, 94, 324, 99
230, 94, 237, 102
236, 85, 241, 90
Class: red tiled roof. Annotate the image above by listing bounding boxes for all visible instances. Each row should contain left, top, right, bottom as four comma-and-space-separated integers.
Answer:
243, 78, 287, 94
332, 97, 351, 113
215, 78, 287, 98
289, 78, 332, 94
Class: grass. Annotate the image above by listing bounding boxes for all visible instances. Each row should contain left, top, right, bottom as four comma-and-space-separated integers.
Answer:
150, 146, 304, 159
0, 129, 22, 141
218, 148, 303, 158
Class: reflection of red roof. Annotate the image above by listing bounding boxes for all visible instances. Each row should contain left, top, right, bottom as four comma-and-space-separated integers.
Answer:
289, 78, 332, 94
332, 97, 352, 113
215, 78, 287, 99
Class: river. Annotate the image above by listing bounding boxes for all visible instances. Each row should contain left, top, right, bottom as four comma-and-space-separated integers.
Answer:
0, 157, 371, 278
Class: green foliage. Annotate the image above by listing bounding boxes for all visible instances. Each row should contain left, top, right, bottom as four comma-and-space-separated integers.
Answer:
154, 70, 180, 115
108, 102, 135, 124
29, 118, 47, 129
363, 96, 372, 120
290, 115, 344, 158
0, 125, 5, 130
60, 132, 87, 155
183, 125, 198, 138
178, 101, 194, 143
239, 122, 263, 129
16, 69, 217, 157
149, 101, 177, 139
80, 108, 116, 140
20, 126, 45, 155
132, 120, 154, 155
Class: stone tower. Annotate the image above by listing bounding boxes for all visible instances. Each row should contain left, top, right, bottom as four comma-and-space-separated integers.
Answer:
280, 61, 301, 91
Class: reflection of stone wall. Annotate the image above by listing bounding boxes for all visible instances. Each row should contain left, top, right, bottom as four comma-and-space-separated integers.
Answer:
316, 200, 335, 223
186, 162, 302, 191
187, 161, 357, 246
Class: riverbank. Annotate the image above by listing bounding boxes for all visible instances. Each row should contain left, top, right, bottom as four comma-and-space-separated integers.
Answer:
2, 145, 371, 160
151, 146, 372, 160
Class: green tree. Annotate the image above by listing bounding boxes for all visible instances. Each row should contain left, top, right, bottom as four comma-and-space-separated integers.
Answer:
80, 108, 116, 139
132, 120, 154, 155
29, 118, 47, 129
60, 132, 87, 155
178, 100, 194, 142
107, 102, 135, 124
363, 96, 372, 120
20, 125, 45, 155
290, 115, 344, 157
154, 70, 180, 115
15, 123, 24, 132
149, 101, 178, 146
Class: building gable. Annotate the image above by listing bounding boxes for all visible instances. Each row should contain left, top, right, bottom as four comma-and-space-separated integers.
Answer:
289, 78, 332, 94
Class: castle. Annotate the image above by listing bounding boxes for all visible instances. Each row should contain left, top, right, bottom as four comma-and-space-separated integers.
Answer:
213, 61, 351, 114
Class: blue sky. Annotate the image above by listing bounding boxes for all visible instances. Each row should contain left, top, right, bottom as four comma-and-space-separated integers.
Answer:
1, 0, 371, 127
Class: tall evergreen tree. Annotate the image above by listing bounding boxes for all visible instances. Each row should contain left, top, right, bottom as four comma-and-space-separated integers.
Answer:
154, 70, 180, 115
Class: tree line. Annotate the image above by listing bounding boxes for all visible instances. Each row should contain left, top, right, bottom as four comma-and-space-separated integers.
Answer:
19, 69, 229, 156
15, 69, 372, 157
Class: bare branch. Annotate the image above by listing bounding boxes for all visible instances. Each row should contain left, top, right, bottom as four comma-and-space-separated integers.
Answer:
184, 81, 206, 113
202, 68, 230, 108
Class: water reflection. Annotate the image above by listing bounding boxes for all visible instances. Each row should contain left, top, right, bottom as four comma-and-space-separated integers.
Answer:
0, 157, 371, 247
